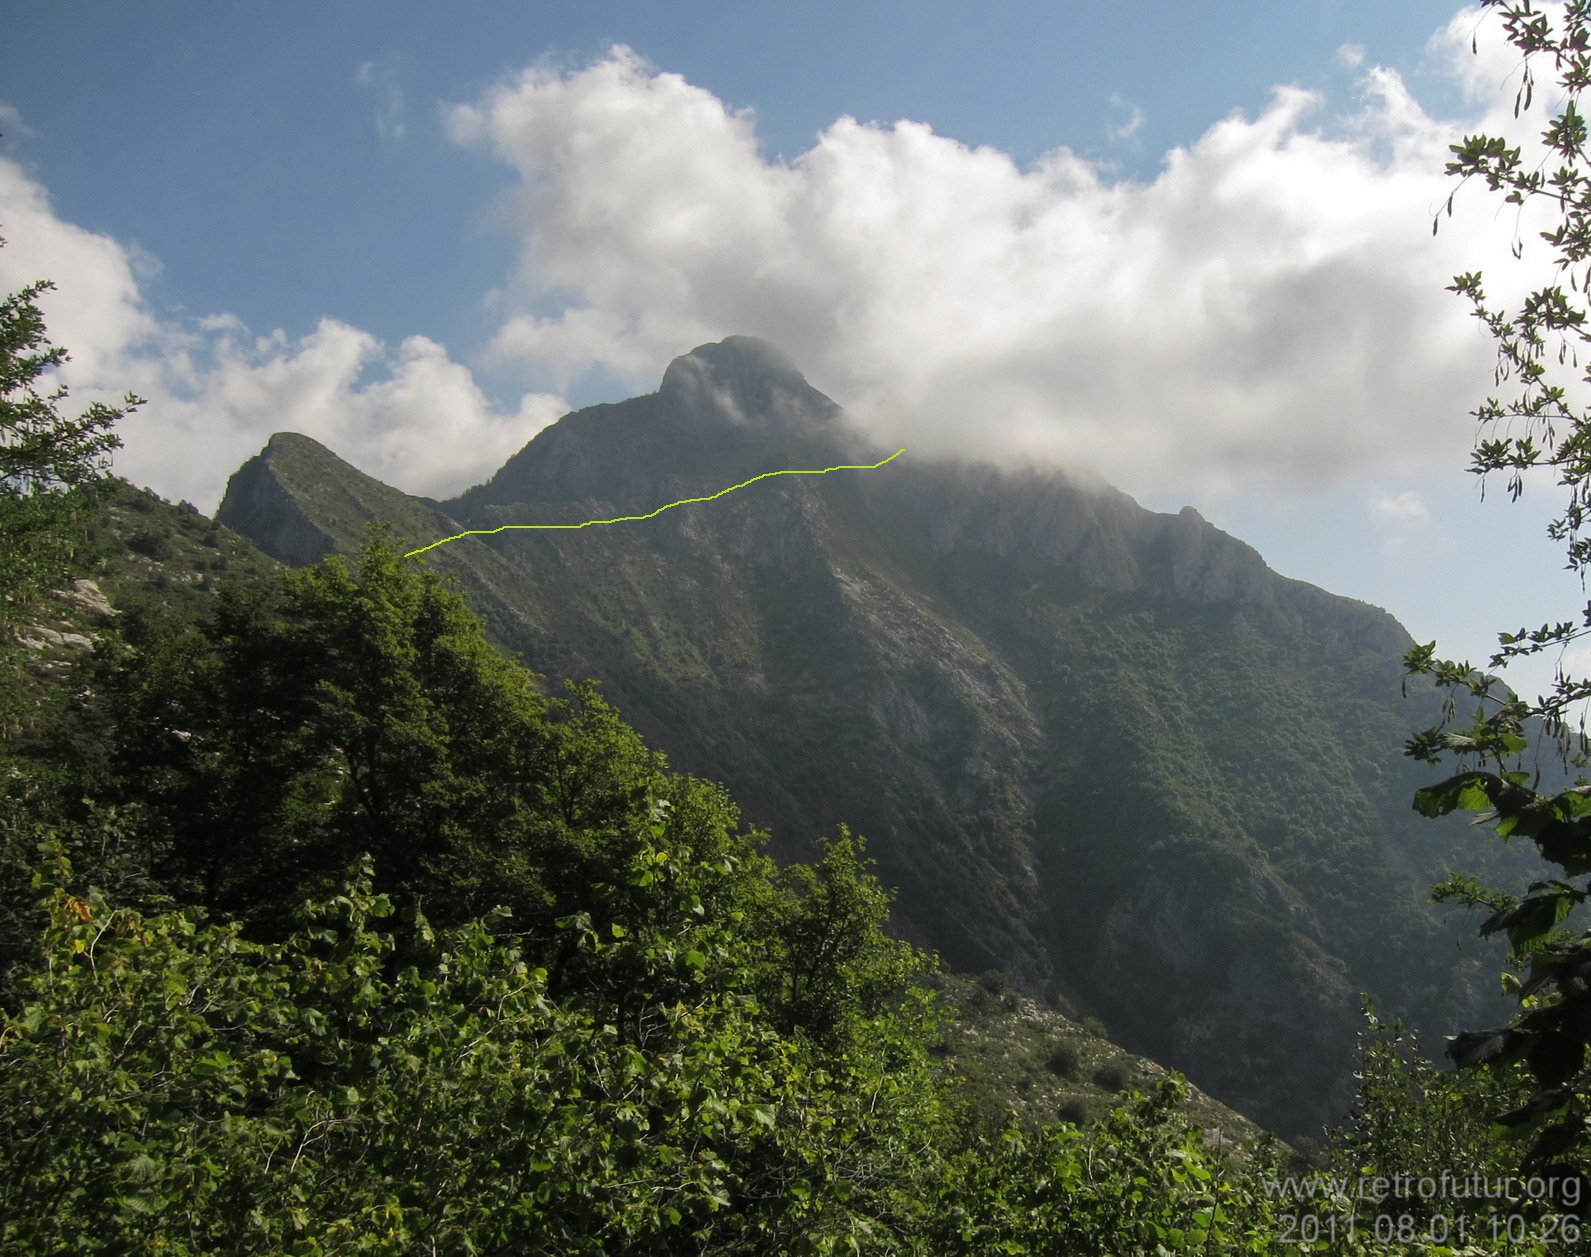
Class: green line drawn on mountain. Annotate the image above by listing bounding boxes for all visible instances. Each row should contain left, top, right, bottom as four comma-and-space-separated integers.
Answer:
405, 449, 906, 558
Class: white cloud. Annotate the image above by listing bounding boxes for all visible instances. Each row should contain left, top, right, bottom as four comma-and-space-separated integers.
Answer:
1431, 4, 1535, 109
444, 32, 1532, 503
1106, 94, 1145, 144
1369, 489, 1431, 525
0, 101, 35, 142
1555, 640, 1591, 692
146, 320, 567, 502
1366, 488, 1434, 553
0, 156, 160, 385
0, 155, 565, 509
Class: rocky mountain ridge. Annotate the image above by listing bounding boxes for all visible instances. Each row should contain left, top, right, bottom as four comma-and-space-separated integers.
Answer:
217, 335, 1522, 1138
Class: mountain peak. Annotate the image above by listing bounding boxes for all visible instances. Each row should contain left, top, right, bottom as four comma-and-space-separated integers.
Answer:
217, 430, 463, 567
673, 334, 803, 377
449, 336, 864, 514
261, 430, 337, 459
657, 336, 838, 431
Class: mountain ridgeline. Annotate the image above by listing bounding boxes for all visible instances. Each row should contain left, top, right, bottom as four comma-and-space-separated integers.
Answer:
218, 335, 1514, 1138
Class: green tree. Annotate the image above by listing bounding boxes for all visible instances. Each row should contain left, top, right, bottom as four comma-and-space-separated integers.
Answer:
0, 258, 139, 1002
1331, 1000, 1533, 1232
1412, 0, 1591, 1172
84, 533, 775, 945
72, 531, 948, 1060
0, 261, 136, 638
756, 827, 938, 1058
930, 1077, 1287, 1255
0, 858, 830, 1253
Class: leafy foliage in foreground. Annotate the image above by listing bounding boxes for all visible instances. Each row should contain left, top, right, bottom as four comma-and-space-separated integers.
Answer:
1, 529, 1321, 1253
0, 257, 137, 722
1329, 1002, 1553, 1235
1410, 0, 1591, 1174
0, 859, 946, 1255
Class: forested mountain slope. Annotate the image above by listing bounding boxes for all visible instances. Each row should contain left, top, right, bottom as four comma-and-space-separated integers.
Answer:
218, 335, 1525, 1137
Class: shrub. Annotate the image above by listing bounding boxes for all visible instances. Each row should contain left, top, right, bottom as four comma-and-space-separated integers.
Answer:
978, 969, 1010, 997
1058, 1098, 1091, 1126
1045, 1043, 1080, 1079
126, 530, 171, 561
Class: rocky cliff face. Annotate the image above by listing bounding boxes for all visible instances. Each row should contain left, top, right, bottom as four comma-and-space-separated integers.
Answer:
217, 336, 1524, 1138
215, 434, 340, 567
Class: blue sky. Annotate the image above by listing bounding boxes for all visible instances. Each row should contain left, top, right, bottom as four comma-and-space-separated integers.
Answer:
4, 1, 1587, 702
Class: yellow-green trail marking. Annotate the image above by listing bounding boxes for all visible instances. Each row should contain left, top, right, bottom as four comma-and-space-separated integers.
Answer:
404, 448, 906, 558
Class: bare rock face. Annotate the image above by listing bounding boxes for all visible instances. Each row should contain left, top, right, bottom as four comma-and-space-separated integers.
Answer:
217, 432, 475, 569
16, 579, 117, 653
1160, 506, 1272, 606
873, 467, 1291, 610
885, 463, 1148, 594
17, 626, 95, 651
216, 435, 339, 567
52, 579, 117, 621
655, 335, 840, 433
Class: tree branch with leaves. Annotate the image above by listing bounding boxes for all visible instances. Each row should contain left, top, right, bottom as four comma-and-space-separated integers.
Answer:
0, 246, 138, 638
1414, 0, 1591, 1172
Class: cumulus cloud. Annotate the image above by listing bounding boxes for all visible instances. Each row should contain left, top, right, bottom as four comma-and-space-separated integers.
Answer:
0, 156, 160, 384
0, 155, 566, 509
139, 319, 567, 502
444, 23, 1550, 502
3, 4, 1575, 518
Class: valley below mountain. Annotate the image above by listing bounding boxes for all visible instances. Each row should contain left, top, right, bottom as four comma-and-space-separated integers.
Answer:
217, 335, 1527, 1139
